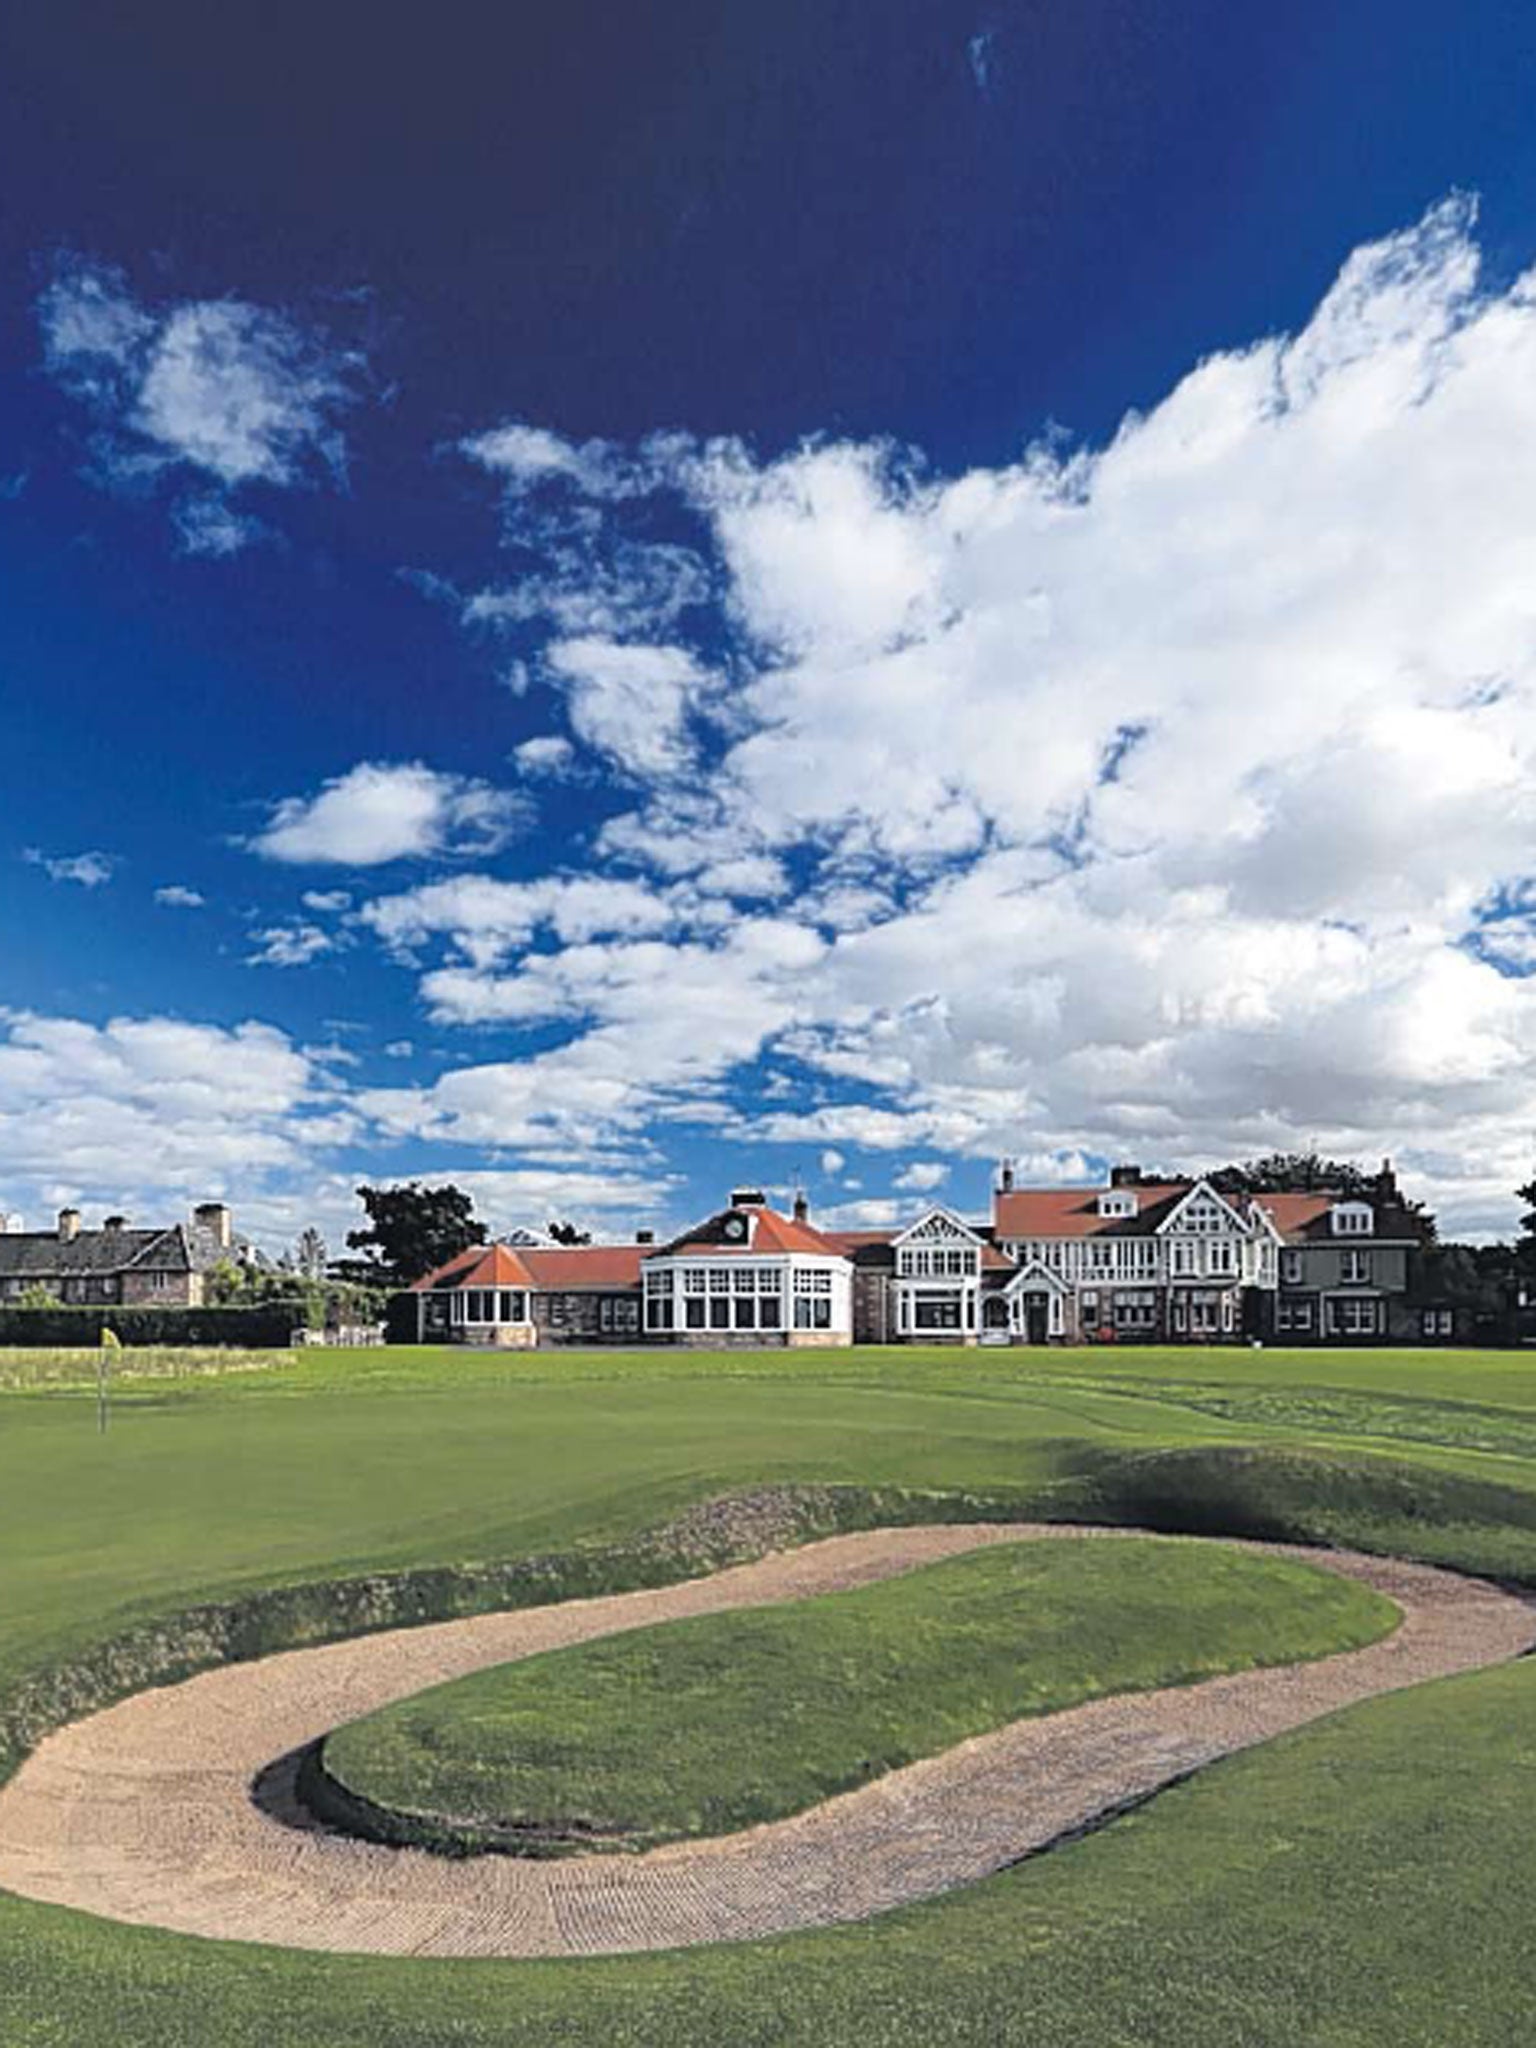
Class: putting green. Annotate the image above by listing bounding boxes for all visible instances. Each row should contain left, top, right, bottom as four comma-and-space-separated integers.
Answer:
321, 1537, 1397, 1855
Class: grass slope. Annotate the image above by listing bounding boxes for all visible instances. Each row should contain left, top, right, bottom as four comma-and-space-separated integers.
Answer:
4, 1341, 1536, 2044
322, 1538, 1396, 1854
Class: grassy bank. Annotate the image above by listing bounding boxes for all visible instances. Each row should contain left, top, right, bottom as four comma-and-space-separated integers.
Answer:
3, 1341, 1536, 2044
321, 1538, 1394, 1855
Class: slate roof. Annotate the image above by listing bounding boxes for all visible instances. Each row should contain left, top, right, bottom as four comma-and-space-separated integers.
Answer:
0, 1219, 237, 1278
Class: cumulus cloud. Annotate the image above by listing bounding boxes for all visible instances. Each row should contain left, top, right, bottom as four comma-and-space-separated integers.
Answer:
154, 884, 205, 908
542, 638, 717, 779
511, 734, 578, 777
373, 198, 1536, 1236
246, 922, 339, 968
0, 1011, 338, 1212
896, 1160, 949, 1191
37, 256, 365, 550
23, 848, 116, 887
251, 761, 531, 866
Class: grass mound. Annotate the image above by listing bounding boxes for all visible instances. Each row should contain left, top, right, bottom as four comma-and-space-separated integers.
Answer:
317, 1537, 1396, 1856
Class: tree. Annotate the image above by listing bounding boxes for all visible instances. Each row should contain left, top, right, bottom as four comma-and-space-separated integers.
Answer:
344, 1182, 487, 1287
293, 1228, 328, 1280
1208, 1152, 1373, 1196
16, 1282, 62, 1310
546, 1219, 592, 1246
1513, 1171, 1536, 1281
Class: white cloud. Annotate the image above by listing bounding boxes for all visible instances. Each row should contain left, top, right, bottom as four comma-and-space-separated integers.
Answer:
0, 1011, 339, 1217
23, 848, 116, 888
543, 638, 716, 779
896, 1160, 949, 1191
252, 761, 531, 866
511, 734, 577, 776
301, 889, 352, 913
460, 422, 637, 498
247, 922, 339, 968
375, 199, 1536, 1238
819, 1149, 846, 1175
360, 872, 681, 968
172, 494, 268, 558
37, 257, 363, 550
154, 884, 205, 908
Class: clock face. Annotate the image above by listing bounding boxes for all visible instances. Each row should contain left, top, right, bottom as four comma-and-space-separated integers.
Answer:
724, 1214, 747, 1239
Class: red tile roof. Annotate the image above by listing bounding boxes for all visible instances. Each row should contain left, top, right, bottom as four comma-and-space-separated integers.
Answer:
413, 1243, 537, 1292
661, 1203, 845, 1258
993, 1184, 1190, 1240
517, 1245, 646, 1290
416, 1241, 646, 1291
1247, 1193, 1339, 1241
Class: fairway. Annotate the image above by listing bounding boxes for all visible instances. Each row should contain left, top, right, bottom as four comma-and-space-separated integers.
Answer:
4, 1342, 1536, 2043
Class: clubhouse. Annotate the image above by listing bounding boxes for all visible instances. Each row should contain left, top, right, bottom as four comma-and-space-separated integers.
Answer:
412, 1161, 1450, 1347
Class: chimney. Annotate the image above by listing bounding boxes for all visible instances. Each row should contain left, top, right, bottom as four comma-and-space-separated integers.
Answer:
1110, 1164, 1143, 1189
103, 1215, 127, 1235
57, 1207, 81, 1244
635, 1229, 655, 1246
729, 1187, 767, 1209
1374, 1157, 1399, 1204
998, 1158, 1015, 1194
193, 1201, 232, 1250
792, 1188, 809, 1225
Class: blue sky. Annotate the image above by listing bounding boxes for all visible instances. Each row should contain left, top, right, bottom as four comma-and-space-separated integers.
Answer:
6, 0, 1536, 1249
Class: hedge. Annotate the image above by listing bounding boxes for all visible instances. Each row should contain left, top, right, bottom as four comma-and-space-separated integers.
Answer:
0, 1305, 302, 1348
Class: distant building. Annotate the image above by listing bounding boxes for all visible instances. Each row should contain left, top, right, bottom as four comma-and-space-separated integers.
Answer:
0, 1203, 245, 1309
410, 1161, 1437, 1349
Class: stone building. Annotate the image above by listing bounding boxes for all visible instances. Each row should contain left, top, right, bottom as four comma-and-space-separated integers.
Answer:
0, 1203, 244, 1307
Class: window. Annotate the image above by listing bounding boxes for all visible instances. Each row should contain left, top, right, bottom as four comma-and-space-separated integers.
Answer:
1113, 1292, 1157, 1330
684, 1296, 706, 1330
1340, 1249, 1372, 1285
1276, 1299, 1314, 1333
1171, 1241, 1196, 1277
710, 1292, 731, 1329
1422, 1308, 1453, 1339
1281, 1249, 1303, 1284
497, 1290, 526, 1323
759, 1291, 782, 1329
793, 1267, 834, 1330
682, 1267, 707, 1295
644, 1268, 674, 1332
912, 1294, 963, 1330
1329, 1297, 1379, 1337
1208, 1241, 1235, 1276
1331, 1204, 1374, 1236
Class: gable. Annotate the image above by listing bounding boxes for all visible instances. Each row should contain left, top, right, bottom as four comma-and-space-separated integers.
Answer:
893, 1207, 985, 1249
1157, 1181, 1250, 1237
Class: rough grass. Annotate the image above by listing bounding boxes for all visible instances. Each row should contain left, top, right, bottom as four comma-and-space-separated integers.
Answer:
5, 1341, 1536, 2045
320, 1538, 1396, 1855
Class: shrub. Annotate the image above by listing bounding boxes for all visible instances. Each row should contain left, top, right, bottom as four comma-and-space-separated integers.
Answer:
0, 1305, 302, 1348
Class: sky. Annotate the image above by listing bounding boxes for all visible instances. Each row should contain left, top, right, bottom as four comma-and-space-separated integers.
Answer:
6, 0, 1536, 1251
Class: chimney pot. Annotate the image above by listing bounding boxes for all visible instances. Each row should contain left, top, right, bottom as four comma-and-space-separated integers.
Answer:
635, 1229, 655, 1246
729, 1187, 767, 1209
1110, 1164, 1143, 1189
57, 1208, 81, 1244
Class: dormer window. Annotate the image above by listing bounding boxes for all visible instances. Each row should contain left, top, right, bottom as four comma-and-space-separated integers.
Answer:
1331, 1203, 1374, 1236
1097, 1191, 1137, 1218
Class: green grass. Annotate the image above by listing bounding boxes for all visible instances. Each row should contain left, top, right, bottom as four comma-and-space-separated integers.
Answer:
4, 1339, 1536, 2044
322, 1538, 1395, 1853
